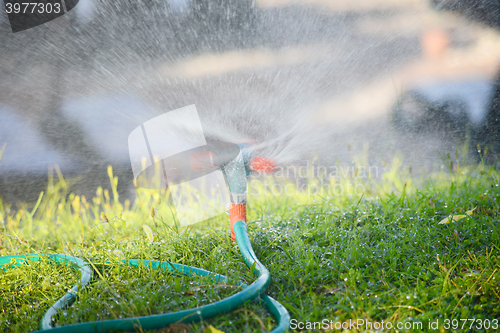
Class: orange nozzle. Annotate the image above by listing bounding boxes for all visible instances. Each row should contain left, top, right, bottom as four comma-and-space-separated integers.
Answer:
229, 203, 246, 241
248, 156, 277, 173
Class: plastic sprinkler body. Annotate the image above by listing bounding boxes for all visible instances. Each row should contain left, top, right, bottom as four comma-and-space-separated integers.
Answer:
224, 144, 276, 240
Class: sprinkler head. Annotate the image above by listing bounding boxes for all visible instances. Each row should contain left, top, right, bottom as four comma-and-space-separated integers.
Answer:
185, 141, 277, 240
248, 156, 277, 173
236, 142, 277, 175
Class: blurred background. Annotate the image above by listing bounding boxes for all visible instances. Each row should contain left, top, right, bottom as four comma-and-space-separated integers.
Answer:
1, 0, 500, 203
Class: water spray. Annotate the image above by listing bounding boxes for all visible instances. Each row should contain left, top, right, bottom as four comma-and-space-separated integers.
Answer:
0, 144, 290, 333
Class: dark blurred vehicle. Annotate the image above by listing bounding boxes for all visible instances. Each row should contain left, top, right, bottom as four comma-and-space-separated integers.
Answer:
0, 94, 154, 203
392, 80, 494, 137
0, 108, 82, 203
392, 0, 500, 159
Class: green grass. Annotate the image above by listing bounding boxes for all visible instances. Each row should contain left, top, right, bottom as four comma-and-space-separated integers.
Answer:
1, 159, 499, 332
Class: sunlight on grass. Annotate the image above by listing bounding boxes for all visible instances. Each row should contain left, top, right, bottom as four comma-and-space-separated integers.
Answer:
1, 156, 499, 332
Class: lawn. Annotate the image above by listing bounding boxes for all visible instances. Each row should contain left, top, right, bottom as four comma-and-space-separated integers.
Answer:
1, 158, 499, 332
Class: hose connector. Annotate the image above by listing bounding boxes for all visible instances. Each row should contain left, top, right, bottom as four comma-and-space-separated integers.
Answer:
229, 203, 247, 240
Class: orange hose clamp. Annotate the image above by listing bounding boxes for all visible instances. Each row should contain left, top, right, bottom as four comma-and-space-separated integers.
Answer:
229, 203, 247, 240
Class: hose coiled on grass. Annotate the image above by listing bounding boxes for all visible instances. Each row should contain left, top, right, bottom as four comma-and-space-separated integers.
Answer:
0, 221, 290, 332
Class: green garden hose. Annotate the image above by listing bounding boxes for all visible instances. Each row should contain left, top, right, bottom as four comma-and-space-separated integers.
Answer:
0, 254, 93, 330
0, 221, 290, 332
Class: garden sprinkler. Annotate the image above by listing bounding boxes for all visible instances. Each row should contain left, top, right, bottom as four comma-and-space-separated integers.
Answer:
189, 141, 277, 238
0, 143, 290, 333
222, 143, 277, 240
